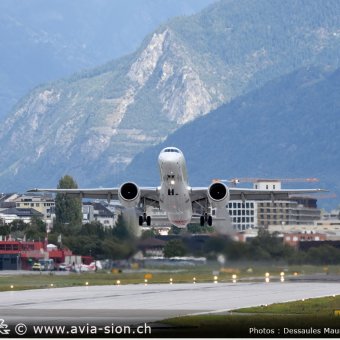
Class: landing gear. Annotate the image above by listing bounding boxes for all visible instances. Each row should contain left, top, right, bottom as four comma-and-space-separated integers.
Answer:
200, 214, 213, 227
200, 216, 205, 226
139, 213, 152, 226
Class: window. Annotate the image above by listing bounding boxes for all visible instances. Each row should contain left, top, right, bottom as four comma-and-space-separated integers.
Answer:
164, 148, 179, 153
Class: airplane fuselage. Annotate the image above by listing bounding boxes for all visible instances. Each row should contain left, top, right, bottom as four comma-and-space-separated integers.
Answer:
158, 147, 192, 227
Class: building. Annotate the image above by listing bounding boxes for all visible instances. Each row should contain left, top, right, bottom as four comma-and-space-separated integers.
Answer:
0, 193, 19, 208
228, 181, 321, 231
227, 201, 257, 230
0, 208, 44, 224
0, 241, 46, 270
15, 194, 55, 220
0, 240, 86, 270
283, 232, 327, 248
82, 202, 116, 228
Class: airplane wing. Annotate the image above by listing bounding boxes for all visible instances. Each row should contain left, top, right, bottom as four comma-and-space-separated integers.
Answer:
28, 187, 160, 203
28, 188, 119, 200
229, 188, 327, 201
189, 187, 327, 203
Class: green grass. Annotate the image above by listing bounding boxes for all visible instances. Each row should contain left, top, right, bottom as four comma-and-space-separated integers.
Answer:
0, 267, 229, 291
0, 264, 338, 292
161, 314, 340, 337
233, 295, 340, 316
161, 294, 340, 337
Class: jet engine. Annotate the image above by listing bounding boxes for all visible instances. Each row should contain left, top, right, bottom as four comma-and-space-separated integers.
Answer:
208, 182, 229, 208
118, 182, 140, 208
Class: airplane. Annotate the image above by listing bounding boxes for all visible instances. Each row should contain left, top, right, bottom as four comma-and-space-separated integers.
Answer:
29, 147, 326, 230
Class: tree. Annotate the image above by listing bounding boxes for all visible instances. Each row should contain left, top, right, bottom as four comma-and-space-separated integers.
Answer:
141, 228, 157, 239
0, 225, 10, 237
102, 239, 135, 260
8, 220, 26, 240
187, 223, 214, 234
55, 175, 82, 234
112, 214, 133, 241
164, 239, 187, 258
25, 216, 46, 241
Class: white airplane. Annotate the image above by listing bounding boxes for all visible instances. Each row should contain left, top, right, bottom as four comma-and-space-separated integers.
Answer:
29, 147, 326, 230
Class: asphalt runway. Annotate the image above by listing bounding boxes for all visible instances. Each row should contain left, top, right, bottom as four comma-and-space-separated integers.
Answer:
1, 281, 340, 326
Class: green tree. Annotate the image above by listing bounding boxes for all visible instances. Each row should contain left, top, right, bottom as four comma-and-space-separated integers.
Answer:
168, 226, 182, 235
187, 223, 214, 234
112, 214, 133, 241
141, 228, 157, 240
55, 175, 82, 234
25, 216, 46, 241
9, 220, 26, 239
0, 225, 10, 237
164, 239, 187, 258
305, 245, 340, 265
102, 238, 135, 260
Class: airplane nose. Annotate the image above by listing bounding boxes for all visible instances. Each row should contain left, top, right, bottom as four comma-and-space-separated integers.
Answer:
158, 153, 181, 164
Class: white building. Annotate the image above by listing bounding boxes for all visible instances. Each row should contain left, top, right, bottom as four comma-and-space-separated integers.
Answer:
82, 202, 116, 228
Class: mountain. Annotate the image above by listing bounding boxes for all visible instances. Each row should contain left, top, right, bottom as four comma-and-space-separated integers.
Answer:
123, 66, 340, 208
0, 0, 339, 191
0, 0, 214, 118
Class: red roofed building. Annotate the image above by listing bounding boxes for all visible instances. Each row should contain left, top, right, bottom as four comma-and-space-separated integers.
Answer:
0, 240, 77, 270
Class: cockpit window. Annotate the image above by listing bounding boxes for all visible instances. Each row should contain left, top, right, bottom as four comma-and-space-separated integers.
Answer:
164, 148, 180, 153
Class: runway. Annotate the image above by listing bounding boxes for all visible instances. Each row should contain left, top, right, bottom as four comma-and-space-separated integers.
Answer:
1, 281, 340, 325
